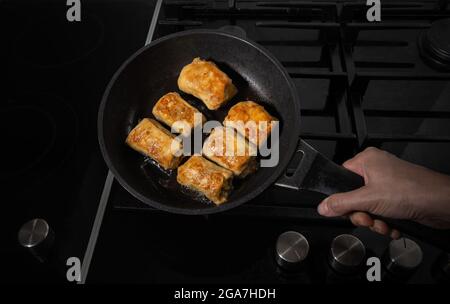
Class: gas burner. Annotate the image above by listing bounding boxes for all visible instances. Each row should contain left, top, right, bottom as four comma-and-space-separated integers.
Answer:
13, 13, 104, 68
0, 94, 78, 192
418, 18, 450, 71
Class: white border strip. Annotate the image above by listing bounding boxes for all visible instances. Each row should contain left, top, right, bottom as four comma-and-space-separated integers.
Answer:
79, 0, 163, 284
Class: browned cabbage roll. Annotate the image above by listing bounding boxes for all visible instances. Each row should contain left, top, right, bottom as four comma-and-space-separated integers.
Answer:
177, 57, 237, 110
126, 118, 183, 170
223, 101, 277, 147
152, 92, 205, 135
202, 126, 257, 178
177, 156, 233, 205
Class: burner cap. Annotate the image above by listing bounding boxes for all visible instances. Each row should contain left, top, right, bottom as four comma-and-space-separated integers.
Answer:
419, 18, 450, 71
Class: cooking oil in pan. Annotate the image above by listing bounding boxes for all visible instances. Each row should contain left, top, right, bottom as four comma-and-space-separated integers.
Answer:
140, 156, 215, 205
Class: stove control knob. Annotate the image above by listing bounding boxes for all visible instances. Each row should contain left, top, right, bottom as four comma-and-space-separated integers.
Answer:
383, 237, 423, 278
329, 234, 366, 275
18, 218, 55, 263
275, 231, 309, 271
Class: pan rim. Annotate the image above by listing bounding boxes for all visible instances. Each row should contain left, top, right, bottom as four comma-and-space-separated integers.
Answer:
98, 29, 301, 215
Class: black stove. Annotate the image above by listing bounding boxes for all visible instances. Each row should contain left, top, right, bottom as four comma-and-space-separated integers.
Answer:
3, 0, 450, 286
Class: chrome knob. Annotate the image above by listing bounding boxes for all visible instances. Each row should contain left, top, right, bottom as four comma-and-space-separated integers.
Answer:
329, 234, 366, 275
18, 218, 55, 262
275, 231, 309, 271
383, 237, 423, 278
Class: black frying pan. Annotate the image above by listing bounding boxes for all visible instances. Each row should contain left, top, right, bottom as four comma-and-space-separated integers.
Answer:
98, 29, 449, 250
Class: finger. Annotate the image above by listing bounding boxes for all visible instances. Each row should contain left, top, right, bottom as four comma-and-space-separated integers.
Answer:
390, 229, 401, 240
342, 157, 365, 177
369, 219, 390, 236
349, 212, 374, 227
343, 147, 382, 177
317, 186, 373, 217
342, 148, 373, 174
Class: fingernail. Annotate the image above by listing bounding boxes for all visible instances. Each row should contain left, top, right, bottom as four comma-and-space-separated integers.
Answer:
370, 225, 382, 235
318, 199, 329, 216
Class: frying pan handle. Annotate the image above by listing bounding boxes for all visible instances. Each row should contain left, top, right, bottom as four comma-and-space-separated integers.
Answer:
275, 139, 364, 194
276, 140, 450, 251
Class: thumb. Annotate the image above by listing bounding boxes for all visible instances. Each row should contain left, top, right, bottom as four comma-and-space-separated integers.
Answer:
317, 186, 374, 217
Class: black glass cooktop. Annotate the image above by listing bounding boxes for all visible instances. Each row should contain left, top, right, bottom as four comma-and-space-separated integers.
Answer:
1, 0, 156, 283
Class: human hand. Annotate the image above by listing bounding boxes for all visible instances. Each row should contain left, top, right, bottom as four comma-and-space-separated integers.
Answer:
317, 147, 450, 238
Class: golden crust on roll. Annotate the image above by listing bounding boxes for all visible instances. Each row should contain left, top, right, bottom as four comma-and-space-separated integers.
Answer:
126, 118, 183, 170
177, 58, 237, 110
202, 126, 257, 178
177, 156, 233, 205
152, 92, 205, 135
223, 101, 277, 147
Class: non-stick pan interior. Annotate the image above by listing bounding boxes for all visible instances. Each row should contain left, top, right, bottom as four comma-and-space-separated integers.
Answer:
99, 30, 301, 214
